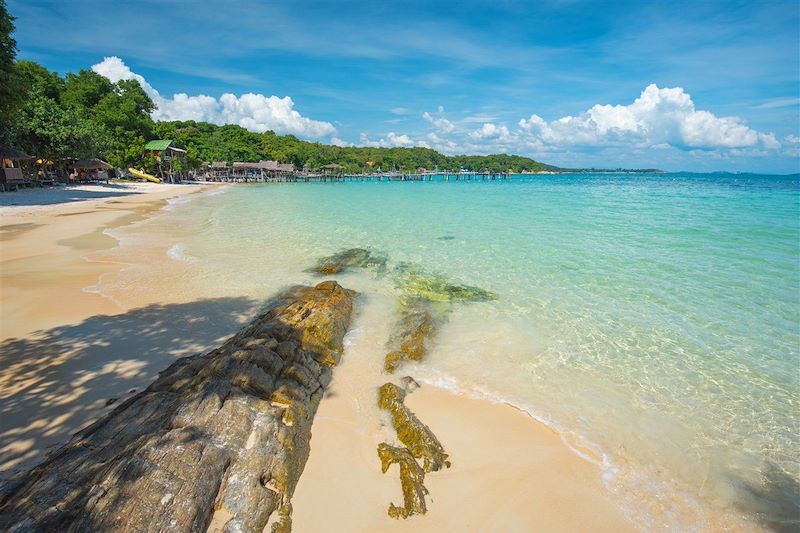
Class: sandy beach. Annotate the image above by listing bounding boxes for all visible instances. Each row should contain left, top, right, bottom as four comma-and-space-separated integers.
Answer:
0, 182, 252, 475
291, 289, 636, 532
0, 181, 638, 531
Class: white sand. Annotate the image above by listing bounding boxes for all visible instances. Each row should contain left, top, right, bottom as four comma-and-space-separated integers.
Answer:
0, 181, 640, 531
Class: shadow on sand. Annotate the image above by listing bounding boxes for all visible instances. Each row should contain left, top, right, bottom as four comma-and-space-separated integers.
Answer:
0, 184, 145, 208
0, 296, 260, 476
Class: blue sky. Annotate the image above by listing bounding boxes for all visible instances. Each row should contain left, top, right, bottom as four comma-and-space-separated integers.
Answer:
9, 0, 800, 172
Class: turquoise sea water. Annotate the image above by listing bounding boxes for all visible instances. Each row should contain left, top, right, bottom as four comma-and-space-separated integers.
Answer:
105, 173, 799, 530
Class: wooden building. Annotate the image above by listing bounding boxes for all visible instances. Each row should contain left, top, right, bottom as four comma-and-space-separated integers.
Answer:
143, 139, 187, 183
320, 163, 344, 176
0, 145, 33, 191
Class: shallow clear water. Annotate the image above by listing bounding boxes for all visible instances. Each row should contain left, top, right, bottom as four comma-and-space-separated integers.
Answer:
101, 173, 800, 530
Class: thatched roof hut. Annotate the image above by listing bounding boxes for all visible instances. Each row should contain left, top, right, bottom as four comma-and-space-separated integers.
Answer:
71, 159, 112, 170
0, 145, 33, 162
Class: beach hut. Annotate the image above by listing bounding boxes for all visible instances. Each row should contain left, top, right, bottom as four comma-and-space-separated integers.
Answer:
70, 159, 113, 183
209, 162, 229, 180
0, 145, 33, 191
143, 139, 187, 183
321, 163, 344, 177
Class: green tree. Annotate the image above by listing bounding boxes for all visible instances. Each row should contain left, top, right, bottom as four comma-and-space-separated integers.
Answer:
15, 60, 64, 102
62, 69, 113, 112
12, 88, 108, 162
0, 0, 22, 138
91, 78, 155, 163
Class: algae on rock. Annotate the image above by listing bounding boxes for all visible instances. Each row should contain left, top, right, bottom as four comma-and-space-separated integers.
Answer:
383, 264, 497, 373
394, 262, 497, 303
384, 297, 442, 373
376, 382, 450, 519
378, 383, 450, 472
311, 247, 387, 275
377, 443, 429, 519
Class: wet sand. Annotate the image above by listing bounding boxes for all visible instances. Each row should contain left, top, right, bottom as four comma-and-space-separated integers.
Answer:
0, 182, 638, 531
291, 293, 637, 532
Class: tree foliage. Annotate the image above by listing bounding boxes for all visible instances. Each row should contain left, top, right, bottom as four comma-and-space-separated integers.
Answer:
8, 60, 155, 166
0, 0, 22, 138
6, 61, 557, 173
12, 88, 109, 161
153, 120, 558, 173
16, 60, 65, 101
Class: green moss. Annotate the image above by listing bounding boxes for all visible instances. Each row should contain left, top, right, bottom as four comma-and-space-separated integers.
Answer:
377, 383, 450, 473
394, 263, 496, 303
377, 443, 428, 519
311, 247, 387, 275
383, 298, 439, 373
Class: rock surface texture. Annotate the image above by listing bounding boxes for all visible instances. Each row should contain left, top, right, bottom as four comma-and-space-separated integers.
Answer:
377, 383, 450, 519
311, 247, 386, 275
0, 281, 356, 533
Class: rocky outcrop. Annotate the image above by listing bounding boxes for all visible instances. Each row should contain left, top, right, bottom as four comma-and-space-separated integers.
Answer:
378, 383, 450, 473
376, 265, 496, 518
384, 265, 496, 373
0, 281, 356, 533
311, 252, 495, 521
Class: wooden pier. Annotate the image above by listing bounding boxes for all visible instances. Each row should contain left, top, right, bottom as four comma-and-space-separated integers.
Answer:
192, 169, 514, 183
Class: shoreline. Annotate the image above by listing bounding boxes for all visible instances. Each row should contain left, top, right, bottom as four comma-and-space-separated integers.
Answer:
290, 289, 638, 531
0, 182, 768, 531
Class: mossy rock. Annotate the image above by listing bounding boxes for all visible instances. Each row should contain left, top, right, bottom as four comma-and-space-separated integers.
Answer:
311, 247, 387, 275
377, 383, 450, 473
377, 443, 428, 519
383, 298, 439, 373
394, 263, 496, 303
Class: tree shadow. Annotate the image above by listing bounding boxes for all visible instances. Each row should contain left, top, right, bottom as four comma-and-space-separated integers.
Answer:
0, 296, 260, 477
0, 184, 146, 207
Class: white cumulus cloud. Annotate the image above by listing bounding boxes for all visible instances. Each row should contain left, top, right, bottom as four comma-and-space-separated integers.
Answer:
517, 84, 779, 150
359, 132, 430, 148
363, 84, 784, 168
422, 111, 455, 134
330, 137, 351, 147
469, 123, 512, 141
91, 56, 335, 138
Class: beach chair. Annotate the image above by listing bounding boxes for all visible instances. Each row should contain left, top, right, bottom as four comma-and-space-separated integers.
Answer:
38, 171, 56, 187
0, 167, 26, 191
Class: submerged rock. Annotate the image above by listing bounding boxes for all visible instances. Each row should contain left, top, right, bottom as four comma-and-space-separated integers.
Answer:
394, 263, 496, 303
383, 266, 496, 373
311, 247, 387, 275
0, 281, 357, 533
384, 298, 440, 373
